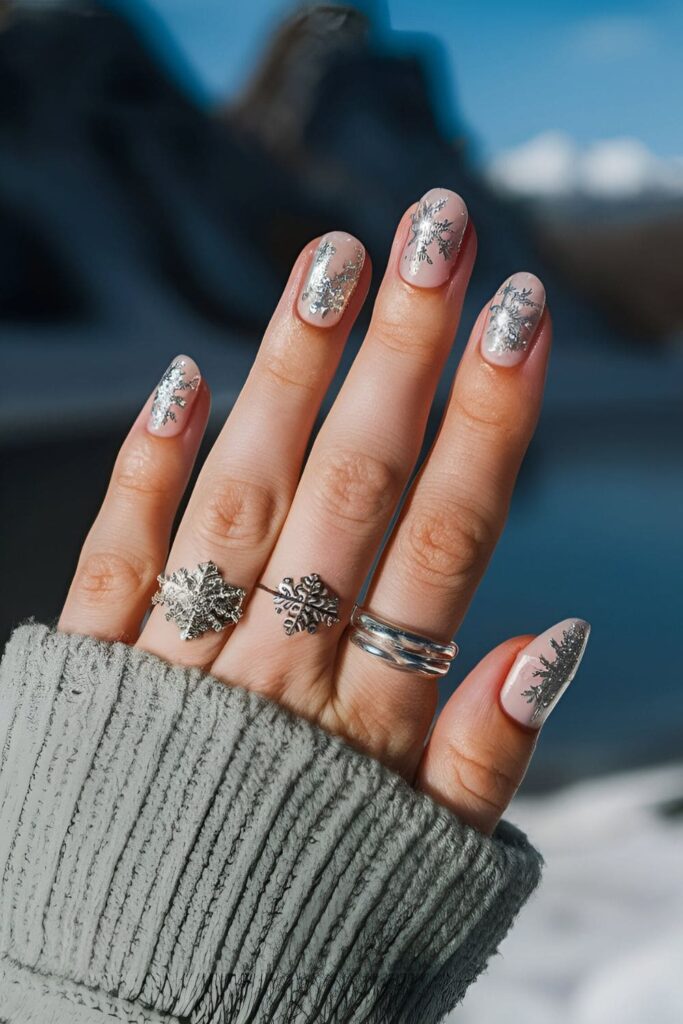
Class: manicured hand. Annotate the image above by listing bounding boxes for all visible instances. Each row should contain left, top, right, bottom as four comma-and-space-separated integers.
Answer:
59, 189, 590, 835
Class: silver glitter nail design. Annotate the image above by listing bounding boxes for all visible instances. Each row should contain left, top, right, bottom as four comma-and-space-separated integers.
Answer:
485, 280, 542, 355
521, 621, 588, 722
150, 359, 200, 430
301, 239, 364, 319
404, 195, 456, 273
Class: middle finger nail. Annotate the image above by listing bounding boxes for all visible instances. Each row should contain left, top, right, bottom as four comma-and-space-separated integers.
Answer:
297, 231, 365, 328
481, 272, 546, 367
399, 187, 468, 289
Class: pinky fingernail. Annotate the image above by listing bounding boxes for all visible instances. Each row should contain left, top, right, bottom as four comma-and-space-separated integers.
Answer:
500, 618, 591, 729
147, 355, 201, 437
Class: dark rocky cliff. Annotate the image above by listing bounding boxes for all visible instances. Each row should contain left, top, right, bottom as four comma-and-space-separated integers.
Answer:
0, 0, 600, 353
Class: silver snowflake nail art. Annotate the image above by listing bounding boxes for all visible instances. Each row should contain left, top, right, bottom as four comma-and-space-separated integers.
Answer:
404, 195, 456, 273
521, 621, 589, 722
150, 358, 200, 430
485, 280, 542, 355
152, 561, 246, 640
301, 238, 364, 319
258, 574, 340, 636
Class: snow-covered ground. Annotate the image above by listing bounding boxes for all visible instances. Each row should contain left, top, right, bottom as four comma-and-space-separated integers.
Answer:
450, 763, 683, 1023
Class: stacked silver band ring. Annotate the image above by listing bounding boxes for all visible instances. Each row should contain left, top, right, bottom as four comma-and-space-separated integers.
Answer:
349, 606, 458, 678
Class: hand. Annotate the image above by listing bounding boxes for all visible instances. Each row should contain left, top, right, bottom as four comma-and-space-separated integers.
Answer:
58, 188, 589, 836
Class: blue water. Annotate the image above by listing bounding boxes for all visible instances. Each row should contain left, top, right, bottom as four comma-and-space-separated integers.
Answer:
449, 404, 683, 783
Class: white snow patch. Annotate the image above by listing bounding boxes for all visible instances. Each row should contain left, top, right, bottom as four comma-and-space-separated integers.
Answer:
448, 763, 683, 1023
487, 133, 683, 199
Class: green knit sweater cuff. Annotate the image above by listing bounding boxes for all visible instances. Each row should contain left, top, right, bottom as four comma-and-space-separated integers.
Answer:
0, 624, 542, 1024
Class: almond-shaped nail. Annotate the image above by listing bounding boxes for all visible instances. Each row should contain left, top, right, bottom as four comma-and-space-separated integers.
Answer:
481, 272, 545, 367
500, 618, 590, 729
399, 187, 468, 288
147, 355, 201, 437
298, 231, 365, 327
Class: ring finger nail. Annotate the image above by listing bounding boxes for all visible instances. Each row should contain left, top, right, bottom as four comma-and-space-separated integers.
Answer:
147, 355, 201, 436
500, 618, 591, 729
297, 231, 365, 327
399, 187, 468, 288
481, 272, 546, 367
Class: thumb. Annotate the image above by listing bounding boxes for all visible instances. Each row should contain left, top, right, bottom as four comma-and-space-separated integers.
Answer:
415, 619, 590, 835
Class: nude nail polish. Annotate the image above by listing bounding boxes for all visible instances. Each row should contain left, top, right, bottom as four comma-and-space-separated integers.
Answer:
500, 618, 590, 729
147, 355, 201, 437
481, 272, 545, 367
399, 187, 468, 288
297, 231, 365, 327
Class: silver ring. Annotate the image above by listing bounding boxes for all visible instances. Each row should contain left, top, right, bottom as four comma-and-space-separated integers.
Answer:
348, 606, 458, 678
257, 574, 341, 636
152, 560, 246, 640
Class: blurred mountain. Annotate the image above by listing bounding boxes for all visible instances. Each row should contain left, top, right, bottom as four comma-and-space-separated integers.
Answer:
0, 0, 647, 432
0, 0, 316, 336
485, 133, 683, 338
0, 0, 511, 353
534, 204, 683, 339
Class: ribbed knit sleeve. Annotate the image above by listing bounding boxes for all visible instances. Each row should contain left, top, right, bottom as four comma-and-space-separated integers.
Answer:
0, 624, 542, 1024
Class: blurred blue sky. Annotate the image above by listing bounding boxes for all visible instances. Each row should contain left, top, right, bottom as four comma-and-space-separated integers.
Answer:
110, 0, 682, 160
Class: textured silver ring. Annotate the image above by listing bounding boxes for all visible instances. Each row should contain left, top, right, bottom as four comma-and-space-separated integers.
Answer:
152, 560, 246, 640
257, 574, 340, 636
348, 606, 458, 678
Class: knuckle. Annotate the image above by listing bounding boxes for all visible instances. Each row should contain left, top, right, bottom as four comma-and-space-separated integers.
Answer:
261, 345, 318, 394
451, 387, 512, 436
370, 305, 439, 364
197, 477, 281, 550
75, 550, 153, 605
400, 500, 496, 591
443, 740, 519, 817
312, 449, 400, 533
328, 693, 415, 772
113, 437, 168, 500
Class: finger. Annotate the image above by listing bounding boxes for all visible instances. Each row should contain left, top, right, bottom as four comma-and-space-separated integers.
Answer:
416, 618, 591, 834
217, 188, 472, 712
137, 232, 370, 666
59, 355, 209, 643
336, 273, 550, 772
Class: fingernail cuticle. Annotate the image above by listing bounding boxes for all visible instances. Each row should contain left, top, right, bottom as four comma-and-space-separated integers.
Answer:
298, 232, 365, 327
148, 355, 201, 437
481, 272, 545, 367
399, 187, 468, 288
500, 618, 590, 729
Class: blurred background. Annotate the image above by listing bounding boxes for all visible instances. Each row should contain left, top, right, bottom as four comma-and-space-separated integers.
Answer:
0, 0, 681, 1018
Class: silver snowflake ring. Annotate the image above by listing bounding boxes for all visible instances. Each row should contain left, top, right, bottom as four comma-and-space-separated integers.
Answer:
348, 606, 458, 678
152, 560, 246, 641
257, 574, 341, 636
